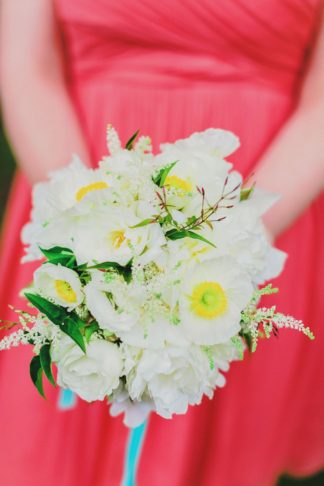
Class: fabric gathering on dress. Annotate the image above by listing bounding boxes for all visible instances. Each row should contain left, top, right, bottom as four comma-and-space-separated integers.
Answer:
0, 1, 323, 485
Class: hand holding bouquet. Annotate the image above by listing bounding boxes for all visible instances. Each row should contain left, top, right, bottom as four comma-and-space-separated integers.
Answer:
0, 126, 313, 427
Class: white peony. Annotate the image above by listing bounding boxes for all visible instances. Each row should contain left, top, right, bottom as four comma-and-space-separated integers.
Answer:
211, 188, 287, 284
117, 316, 189, 349
124, 343, 228, 419
33, 263, 83, 310
177, 257, 253, 345
52, 336, 123, 402
160, 128, 240, 159
110, 387, 154, 428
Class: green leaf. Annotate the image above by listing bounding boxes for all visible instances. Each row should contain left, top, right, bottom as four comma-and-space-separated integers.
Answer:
186, 216, 198, 226
240, 183, 255, 202
84, 321, 100, 344
25, 293, 86, 353
88, 261, 125, 271
165, 229, 188, 240
153, 161, 178, 187
125, 129, 139, 150
25, 293, 66, 326
87, 260, 133, 283
30, 355, 45, 398
39, 344, 56, 386
165, 229, 216, 248
40, 246, 76, 269
130, 218, 155, 229
186, 230, 216, 248
60, 317, 86, 353
76, 263, 88, 271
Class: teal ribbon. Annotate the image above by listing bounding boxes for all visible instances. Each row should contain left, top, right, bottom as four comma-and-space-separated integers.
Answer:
122, 420, 148, 486
58, 388, 77, 409
57, 389, 147, 485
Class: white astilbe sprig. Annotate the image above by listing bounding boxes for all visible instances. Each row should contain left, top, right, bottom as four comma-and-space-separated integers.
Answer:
0, 309, 61, 353
272, 313, 314, 339
106, 124, 122, 155
130, 261, 171, 321
240, 285, 315, 352
135, 136, 153, 154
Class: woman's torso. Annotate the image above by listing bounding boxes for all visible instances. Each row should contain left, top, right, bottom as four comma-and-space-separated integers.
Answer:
54, 0, 321, 172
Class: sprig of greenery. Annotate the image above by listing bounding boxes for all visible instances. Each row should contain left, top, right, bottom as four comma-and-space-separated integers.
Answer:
24, 293, 86, 353
40, 246, 77, 269
153, 161, 178, 187
125, 129, 140, 150
240, 285, 314, 352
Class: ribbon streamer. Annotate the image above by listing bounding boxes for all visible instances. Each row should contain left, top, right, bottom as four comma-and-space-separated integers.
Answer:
58, 388, 77, 410
122, 420, 148, 486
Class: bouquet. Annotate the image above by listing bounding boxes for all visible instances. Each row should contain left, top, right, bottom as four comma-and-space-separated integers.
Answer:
0, 126, 314, 427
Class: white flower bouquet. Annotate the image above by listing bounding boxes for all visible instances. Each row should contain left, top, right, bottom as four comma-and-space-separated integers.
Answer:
0, 126, 314, 427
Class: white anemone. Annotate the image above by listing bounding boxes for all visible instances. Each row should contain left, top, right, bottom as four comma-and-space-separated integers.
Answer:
33, 263, 83, 310
124, 343, 229, 419
178, 257, 253, 345
71, 207, 165, 266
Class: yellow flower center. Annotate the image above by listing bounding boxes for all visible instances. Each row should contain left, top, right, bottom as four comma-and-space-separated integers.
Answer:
75, 182, 109, 202
189, 281, 227, 319
110, 230, 126, 249
164, 175, 193, 194
54, 280, 77, 303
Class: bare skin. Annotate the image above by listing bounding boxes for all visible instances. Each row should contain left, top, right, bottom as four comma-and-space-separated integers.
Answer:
0, 0, 91, 182
253, 6, 324, 237
1, 0, 323, 237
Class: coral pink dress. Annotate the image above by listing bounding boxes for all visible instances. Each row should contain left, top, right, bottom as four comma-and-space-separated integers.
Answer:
0, 1, 323, 485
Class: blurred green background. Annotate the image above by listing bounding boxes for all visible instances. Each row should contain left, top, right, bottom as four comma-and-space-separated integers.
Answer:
0, 121, 323, 486
0, 117, 16, 226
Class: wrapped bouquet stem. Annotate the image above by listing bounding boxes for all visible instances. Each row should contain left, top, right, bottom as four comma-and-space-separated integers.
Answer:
0, 126, 314, 427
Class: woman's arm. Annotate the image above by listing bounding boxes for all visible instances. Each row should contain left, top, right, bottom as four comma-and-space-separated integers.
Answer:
0, 0, 90, 184
254, 9, 324, 238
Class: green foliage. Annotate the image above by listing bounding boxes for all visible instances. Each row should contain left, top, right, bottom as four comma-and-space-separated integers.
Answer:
153, 161, 178, 187
39, 344, 56, 386
84, 321, 100, 344
61, 316, 86, 352
87, 260, 133, 283
240, 183, 255, 201
240, 285, 314, 353
40, 247, 76, 269
231, 336, 244, 360
24, 293, 86, 352
30, 355, 45, 398
165, 228, 216, 248
125, 129, 140, 150
202, 346, 215, 370
25, 292, 66, 324
130, 218, 156, 228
